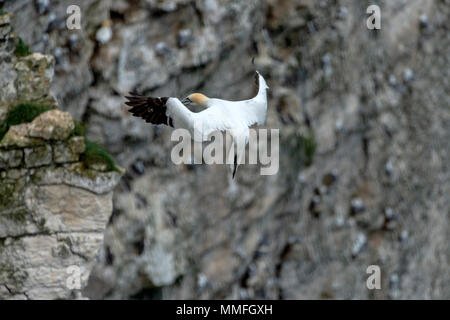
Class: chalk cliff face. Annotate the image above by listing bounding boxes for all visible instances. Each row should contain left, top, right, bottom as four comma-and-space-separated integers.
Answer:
0, 13, 122, 299
2, 0, 450, 299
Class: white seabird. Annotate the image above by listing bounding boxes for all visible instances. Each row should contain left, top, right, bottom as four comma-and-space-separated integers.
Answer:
125, 71, 269, 178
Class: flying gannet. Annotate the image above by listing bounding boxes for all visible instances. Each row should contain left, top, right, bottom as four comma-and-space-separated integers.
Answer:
125, 71, 269, 178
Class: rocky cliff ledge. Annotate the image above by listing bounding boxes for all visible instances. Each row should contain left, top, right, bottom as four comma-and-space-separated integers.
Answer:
0, 13, 122, 299
2, 0, 449, 300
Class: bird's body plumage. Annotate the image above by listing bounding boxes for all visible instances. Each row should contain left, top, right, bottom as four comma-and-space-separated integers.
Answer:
125, 71, 269, 177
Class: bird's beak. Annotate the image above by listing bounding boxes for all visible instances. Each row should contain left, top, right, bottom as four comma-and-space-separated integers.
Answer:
182, 97, 191, 106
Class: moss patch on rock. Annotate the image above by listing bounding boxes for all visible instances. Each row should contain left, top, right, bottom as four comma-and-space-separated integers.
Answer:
0, 103, 53, 141
81, 140, 119, 172
14, 37, 31, 58
71, 120, 87, 137
0, 183, 16, 212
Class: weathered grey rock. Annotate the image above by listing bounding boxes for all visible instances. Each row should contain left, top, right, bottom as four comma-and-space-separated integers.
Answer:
86, 178, 185, 298
0, 13, 13, 39
30, 163, 123, 195
24, 184, 113, 234
0, 206, 40, 239
0, 16, 122, 300
0, 109, 74, 149
0, 124, 45, 148
14, 53, 55, 103
28, 110, 74, 141
53, 136, 85, 163
1, 157, 121, 300
0, 14, 16, 68
0, 233, 105, 299
24, 145, 52, 168
0, 63, 17, 112
0, 149, 23, 169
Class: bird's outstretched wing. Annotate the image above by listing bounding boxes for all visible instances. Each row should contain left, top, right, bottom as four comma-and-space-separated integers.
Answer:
125, 92, 174, 127
125, 93, 225, 140
125, 70, 268, 139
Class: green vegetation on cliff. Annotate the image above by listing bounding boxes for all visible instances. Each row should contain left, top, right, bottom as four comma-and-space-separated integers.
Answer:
0, 103, 53, 140
14, 37, 31, 57
71, 120, 87, 137
300, 132, 316, 166
71, 122, 119, 172
81, 140, 119, 172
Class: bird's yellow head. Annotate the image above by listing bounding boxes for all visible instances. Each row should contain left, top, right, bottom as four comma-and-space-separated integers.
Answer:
182, 93, 209, 108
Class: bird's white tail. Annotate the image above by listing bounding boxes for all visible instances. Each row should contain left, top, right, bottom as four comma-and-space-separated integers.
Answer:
256, 71, 269, 96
